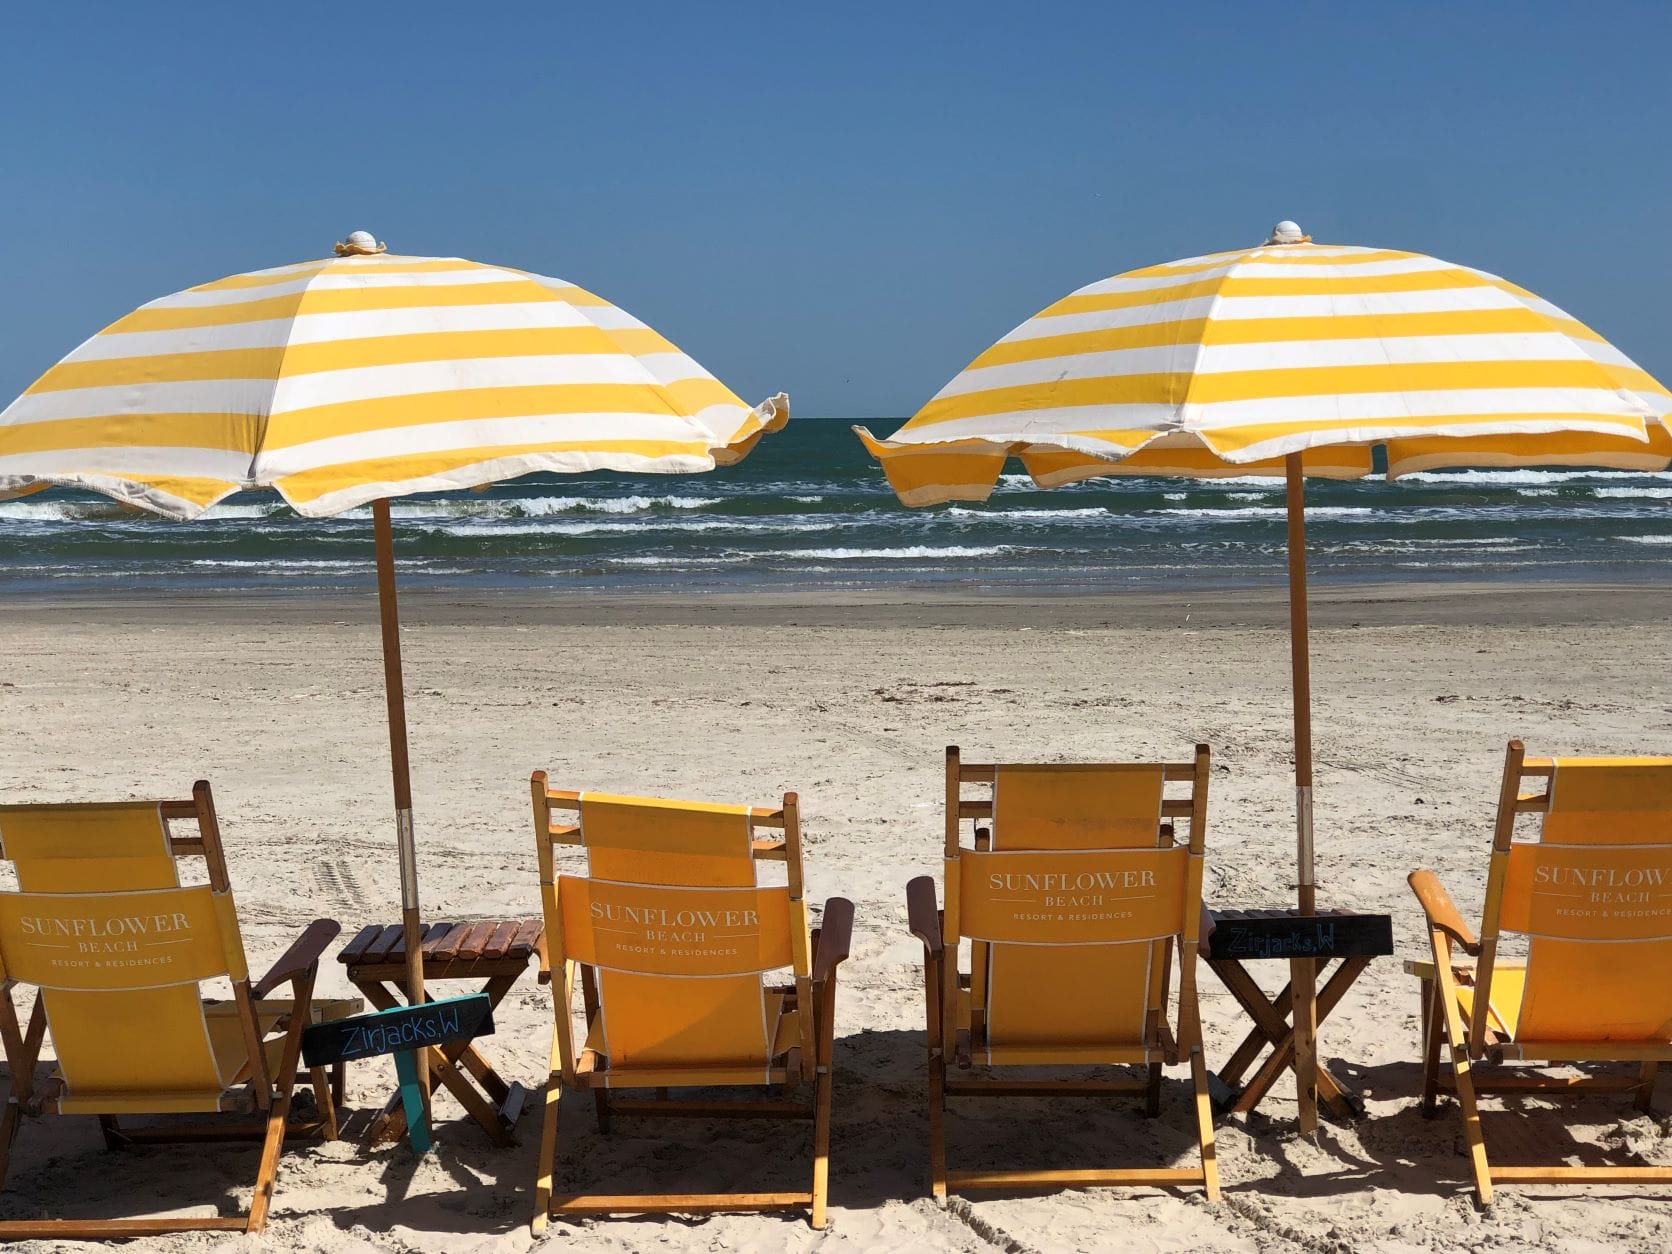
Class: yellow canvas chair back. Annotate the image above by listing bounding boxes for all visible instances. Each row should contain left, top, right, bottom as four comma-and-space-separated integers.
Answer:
0, 799, 251, 1114
977, 762, 1176, 1061
905, 745, 1217, 1200
1480, 754, 1672, 1046
531, 774, 853, 1230
556, 793, 810, 1076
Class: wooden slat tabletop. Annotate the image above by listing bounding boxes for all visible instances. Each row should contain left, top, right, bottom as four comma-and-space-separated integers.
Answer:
338, 918, 544, 967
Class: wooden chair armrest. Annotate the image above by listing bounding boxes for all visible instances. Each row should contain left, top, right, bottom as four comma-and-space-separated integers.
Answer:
813, 897, 855, 984
906, 875, 943, 957
251, 919, 342, 999
1407, 870, 1479, 956
536, 931, 552, 985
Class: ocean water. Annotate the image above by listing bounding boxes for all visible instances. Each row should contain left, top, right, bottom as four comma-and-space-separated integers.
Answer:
2, 420, 1670, 595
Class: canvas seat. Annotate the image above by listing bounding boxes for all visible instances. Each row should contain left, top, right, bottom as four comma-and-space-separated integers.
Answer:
906, 745, 1219, 1200
1408, 741, 1672, 1205
0, 783, 352, 1239
530, 777, 853, 1231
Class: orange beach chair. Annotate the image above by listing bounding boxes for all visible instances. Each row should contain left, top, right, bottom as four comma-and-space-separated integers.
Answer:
906, 745, 1219, 1199
530, 774, 853, 1230
0, 783, 351, 1239
1409, 741, 1672, 1203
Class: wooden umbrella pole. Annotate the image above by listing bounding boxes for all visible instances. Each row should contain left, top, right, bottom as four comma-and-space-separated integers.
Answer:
1283, 454, 1317, 914
1283, 452, 1320, 1135
372, 499, 430, 1115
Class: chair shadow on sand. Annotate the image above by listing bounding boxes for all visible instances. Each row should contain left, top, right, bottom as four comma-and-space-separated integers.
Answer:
1266, 1055, 1672, 1204
5, 1030, 1672, 1233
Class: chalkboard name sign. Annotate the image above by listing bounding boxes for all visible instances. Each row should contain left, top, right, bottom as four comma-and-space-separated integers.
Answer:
302, 994, 494, 1154
1207, 911, 1394, 962
302, 993, 495, 1068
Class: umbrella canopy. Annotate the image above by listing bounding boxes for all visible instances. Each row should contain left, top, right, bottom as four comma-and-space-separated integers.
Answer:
0, 234, 785, 516
0, 233, 788, 1084
858, 221, 1670, 502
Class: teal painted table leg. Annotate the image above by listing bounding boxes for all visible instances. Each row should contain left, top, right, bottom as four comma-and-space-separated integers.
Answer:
393, 1049, 432, 1154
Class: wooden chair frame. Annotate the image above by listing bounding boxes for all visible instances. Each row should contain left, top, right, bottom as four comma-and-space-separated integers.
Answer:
1409, 740, 1672, 1205
906, 745, 1219, 1200
0, 781, 345, 1239
529, 773, 853, 1230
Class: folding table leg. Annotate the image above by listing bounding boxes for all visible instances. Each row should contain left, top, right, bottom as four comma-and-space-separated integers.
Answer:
1420, 975, 1443, 1117
1230, 958, 1369, 1120
1209, 960, 1294, 1086
1290, 957, 1319, 1134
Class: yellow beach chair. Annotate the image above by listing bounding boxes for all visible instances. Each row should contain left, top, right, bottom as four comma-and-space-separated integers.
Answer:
1409, 741, 1672, 1204
906, 745, 1219, 1199
0, 783, 352, 1239
529, 774, 854, 1230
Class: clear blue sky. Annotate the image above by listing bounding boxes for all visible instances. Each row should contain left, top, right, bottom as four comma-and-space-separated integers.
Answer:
5, 1, 1668, 418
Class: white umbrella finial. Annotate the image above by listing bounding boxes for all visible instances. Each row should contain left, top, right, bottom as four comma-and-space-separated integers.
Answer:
1266, 220, 1310, 245
335, 230, 387, 256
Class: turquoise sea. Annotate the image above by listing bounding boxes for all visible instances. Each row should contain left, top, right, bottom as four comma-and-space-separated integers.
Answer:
2, 420, 1669, 595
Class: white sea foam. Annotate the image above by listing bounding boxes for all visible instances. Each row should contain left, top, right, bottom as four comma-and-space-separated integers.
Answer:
346, 494, 722, 521
611, 554, 751, 566
1593, 487, 1672, 500
1403, 470, 1672, 486
787, 495, 826, 504
431, 518, 834, 538
0, 501, 92, 521
778, 545, 1016, 559
1415, 537, 1530, 548
945, 507, 1105, 520
1162, 506, 1374, 519
1619, 535, 1672, 546
187, 559, 365, 570
201, 502, 289, 519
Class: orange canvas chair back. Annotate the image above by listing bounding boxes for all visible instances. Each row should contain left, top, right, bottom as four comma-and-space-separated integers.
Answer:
947, 751, 1207, 1065
0, 799, 255, 1114
540, 791, 813, 1080
1478, 754, 1672, 1045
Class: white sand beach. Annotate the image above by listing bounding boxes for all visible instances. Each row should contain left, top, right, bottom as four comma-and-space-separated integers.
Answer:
4, 582, 1672, 1252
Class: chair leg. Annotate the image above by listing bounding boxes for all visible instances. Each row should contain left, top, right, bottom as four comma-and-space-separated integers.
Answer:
1420, 976, 1443, 1117
0, 1099, 19, 1191
1145, 1061, 1163, 1117
531, 1068, 562, 1235
927, 1049, 948, 1201
592, 1089, 611, 1134
98, 1115, 126, 1150
1434, 951, 1492, 1206
1636, 1062, 1659, 1114
810, 1065, 833, 1229
1190, 1047, 1220, 1201
246, 1090, 290, 1233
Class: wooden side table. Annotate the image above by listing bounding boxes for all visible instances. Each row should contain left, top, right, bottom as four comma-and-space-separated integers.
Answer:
1200, 907, 1393, 1127
338, 919, 543, 1146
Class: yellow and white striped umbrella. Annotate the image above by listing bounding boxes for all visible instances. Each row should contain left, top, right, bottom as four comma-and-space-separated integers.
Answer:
857, 224, 1670, 503
0, 236, 787, 517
